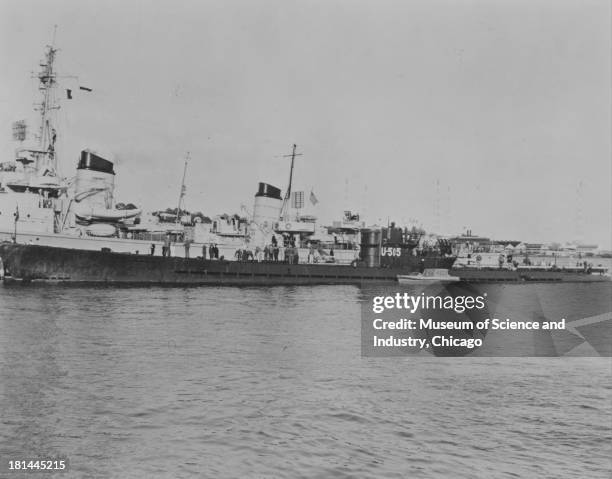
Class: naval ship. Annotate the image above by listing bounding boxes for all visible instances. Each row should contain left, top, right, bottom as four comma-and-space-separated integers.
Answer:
1, 41, 607, 285
0, 41, 455, 284
0, 41, 142, 251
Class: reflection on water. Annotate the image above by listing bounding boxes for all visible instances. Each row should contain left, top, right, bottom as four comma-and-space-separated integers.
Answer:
1, 284, 611, 478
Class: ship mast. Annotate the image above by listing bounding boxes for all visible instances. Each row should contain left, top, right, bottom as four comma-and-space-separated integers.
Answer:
280, 144, 302, 221
34, 29, 60, 174
175, 152, 189, 225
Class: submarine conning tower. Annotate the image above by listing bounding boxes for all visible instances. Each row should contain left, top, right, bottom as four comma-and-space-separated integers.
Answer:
252, 182, 282, 227
360, 224, 424, 269
360, 229, 382, 267
74, 150, 115, 209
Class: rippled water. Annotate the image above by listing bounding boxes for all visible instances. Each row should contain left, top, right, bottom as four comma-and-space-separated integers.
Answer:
1, 284, 611, 478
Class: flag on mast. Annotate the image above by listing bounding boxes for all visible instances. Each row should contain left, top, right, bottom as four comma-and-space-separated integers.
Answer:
310, 190, 319, 205
67, 86, 92, 99
14, 205, 19, 221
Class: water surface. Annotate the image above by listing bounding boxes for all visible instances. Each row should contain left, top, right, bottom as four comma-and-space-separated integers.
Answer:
1, 284, 611, 478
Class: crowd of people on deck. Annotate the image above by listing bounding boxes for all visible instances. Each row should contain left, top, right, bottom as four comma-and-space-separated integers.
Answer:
151, 233, 343, 264
233, 235, 310, 264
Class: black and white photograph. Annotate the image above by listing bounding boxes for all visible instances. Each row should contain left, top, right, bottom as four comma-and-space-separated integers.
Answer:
1, 0, 611, 477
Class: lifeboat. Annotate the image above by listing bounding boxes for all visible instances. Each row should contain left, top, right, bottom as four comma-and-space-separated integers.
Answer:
85, 223, 117, 237
73, 203, 141, 222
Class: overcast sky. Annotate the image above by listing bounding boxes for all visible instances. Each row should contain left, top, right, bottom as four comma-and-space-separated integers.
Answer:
1, 0, 610, 247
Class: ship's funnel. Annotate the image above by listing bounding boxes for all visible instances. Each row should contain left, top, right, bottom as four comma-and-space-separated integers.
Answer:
74, 150, 115, 209
252, 182, 282, 228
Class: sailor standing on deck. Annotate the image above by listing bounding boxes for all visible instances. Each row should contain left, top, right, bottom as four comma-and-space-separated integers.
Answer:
307, 243, 314, 264
164, 234, 172, 258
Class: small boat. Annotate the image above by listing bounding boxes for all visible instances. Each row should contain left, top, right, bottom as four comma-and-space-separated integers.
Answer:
397, 268, 460, 284
73, 203, 142, 222
84, 223, 117, 237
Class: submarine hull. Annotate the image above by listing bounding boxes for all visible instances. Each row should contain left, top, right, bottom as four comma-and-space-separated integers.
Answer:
450, 267, 610, 283
0, 243, 454, 285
